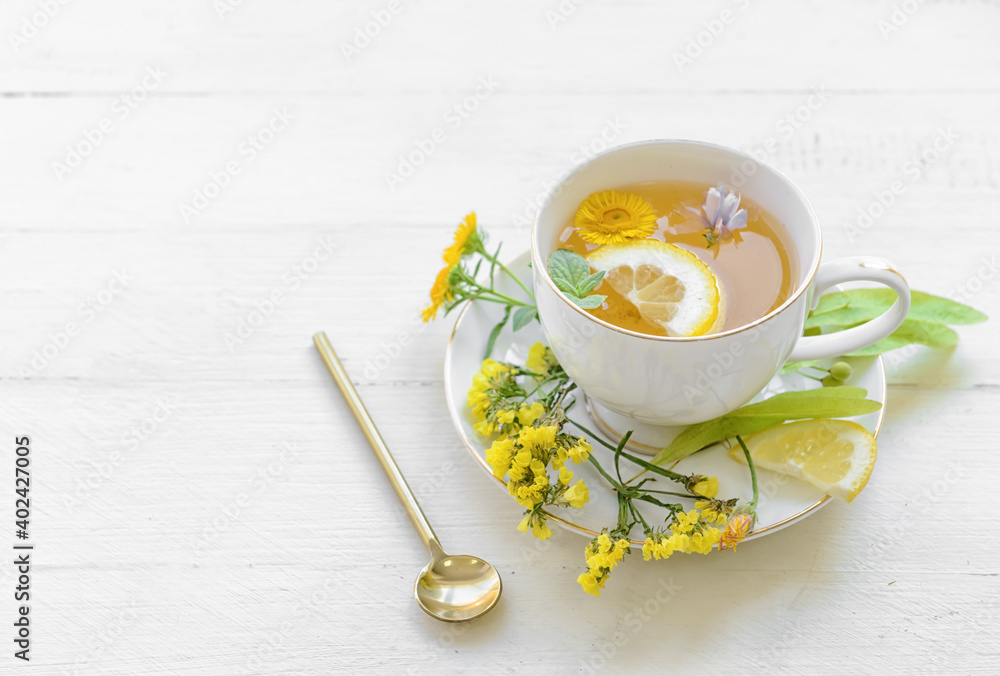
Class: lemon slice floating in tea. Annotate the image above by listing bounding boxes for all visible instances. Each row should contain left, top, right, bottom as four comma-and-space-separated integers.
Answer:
586, 240, 722, 337
730, 419, 878, 503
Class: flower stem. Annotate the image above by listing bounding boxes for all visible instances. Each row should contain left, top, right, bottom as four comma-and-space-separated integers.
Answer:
640, 488, 705, 500
735, 435, 759, 509
479, 246, 536, 301
628, 500, 650, 533
586, 454, 623, 491
565, 420, 618, 452
463, 290, 535, 308
614, 449, 688, 484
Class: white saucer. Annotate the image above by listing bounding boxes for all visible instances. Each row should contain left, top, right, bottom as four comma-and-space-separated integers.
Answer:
444, 252, 886, 546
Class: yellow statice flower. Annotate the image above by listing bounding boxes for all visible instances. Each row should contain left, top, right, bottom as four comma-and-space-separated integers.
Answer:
421, 265, 456, 322
578, 530, 631, 596
642, 531, 688, 561
525, 342, 560, 377
567, 439, 592, 465
442, 212, 482, 265
562, 480, 589, 508
518, 511, 553, 540
689, 528, 722, 555
719, 507, 757, 551
517, 401, 545, 427
517, 425, 559, 453
694, 500, 730, 526
558, 466, 573, 486
574, 190, 658, 245
691, 476, 719, 498
654, 509, 724, 557
577, 572, 602, 596
467, 359, 537, 438
484, 437, 515, 478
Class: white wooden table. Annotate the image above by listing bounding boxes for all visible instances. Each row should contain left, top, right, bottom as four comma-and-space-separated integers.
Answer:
2, 1, 998, 673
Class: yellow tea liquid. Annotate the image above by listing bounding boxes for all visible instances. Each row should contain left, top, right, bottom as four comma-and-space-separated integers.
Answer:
556, 181, 796, 337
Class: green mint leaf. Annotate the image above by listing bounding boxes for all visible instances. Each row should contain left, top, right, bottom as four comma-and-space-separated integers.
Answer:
548, 249, 593, 297
650, 387, 882, 466
511, 306, 537, 332
573, 294, 606, 310
576, 270, 606, 298
484, 306, 511, 359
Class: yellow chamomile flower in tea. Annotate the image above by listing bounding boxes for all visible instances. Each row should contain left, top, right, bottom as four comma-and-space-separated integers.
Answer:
421, 264, 456, 322
442, 212, 483, 265
578, 530, 632, 597
574, 190, 658, 245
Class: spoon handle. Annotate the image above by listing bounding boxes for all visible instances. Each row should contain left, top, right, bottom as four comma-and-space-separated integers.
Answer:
313, 332, 441, 554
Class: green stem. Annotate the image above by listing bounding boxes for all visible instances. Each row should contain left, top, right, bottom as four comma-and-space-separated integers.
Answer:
586, 454, 623, 491
616, 493, 629, 532
628, 500, 650, 533
736, 435, 759, 509
462, 290, 535, 308
479, 246, 536, 301
640, 488, 706, 500
566, 420, 619, 452
634, 494, 681, 511
568, 420, 688, 484
615, 449, 688, 484
613, 430, 634, 485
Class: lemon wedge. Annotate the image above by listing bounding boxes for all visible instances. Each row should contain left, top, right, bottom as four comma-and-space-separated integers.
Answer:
586, 240, 722, 337
730, 419, 878, 502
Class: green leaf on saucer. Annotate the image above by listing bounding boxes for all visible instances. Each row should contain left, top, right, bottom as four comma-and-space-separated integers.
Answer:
511, 306, 537, 332
651, 387, 882, 466
846, 318, 959, 356
809, 289, 987, 328
812, 292, 850, 316
779, 359, 818, 375
484, 306, 510, 359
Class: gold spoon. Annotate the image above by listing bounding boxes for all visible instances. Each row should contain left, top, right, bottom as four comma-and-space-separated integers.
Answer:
313, 332, 502, 622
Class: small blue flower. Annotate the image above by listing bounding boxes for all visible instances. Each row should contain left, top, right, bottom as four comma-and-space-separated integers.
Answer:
700, 185, 748, 246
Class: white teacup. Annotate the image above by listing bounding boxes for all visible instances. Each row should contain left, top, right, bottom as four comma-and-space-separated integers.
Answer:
531, 140, 910, 440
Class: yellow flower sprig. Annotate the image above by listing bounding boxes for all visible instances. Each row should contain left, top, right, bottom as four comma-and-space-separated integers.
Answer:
469, 347, 593, 538
422, 214, 537, 344
465, 342, 761, 597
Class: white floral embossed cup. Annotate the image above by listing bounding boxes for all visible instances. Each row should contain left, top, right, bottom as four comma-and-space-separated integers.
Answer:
531, 140, 910, 437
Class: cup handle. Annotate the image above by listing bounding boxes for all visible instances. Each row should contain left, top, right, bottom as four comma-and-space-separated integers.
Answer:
787, 256, 911, 362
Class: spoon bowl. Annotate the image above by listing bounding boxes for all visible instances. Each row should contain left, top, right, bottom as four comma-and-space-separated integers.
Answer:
416, 553, 502, 622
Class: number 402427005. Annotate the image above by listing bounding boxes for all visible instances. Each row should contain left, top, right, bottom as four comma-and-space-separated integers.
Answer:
15, 437, 30, 538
